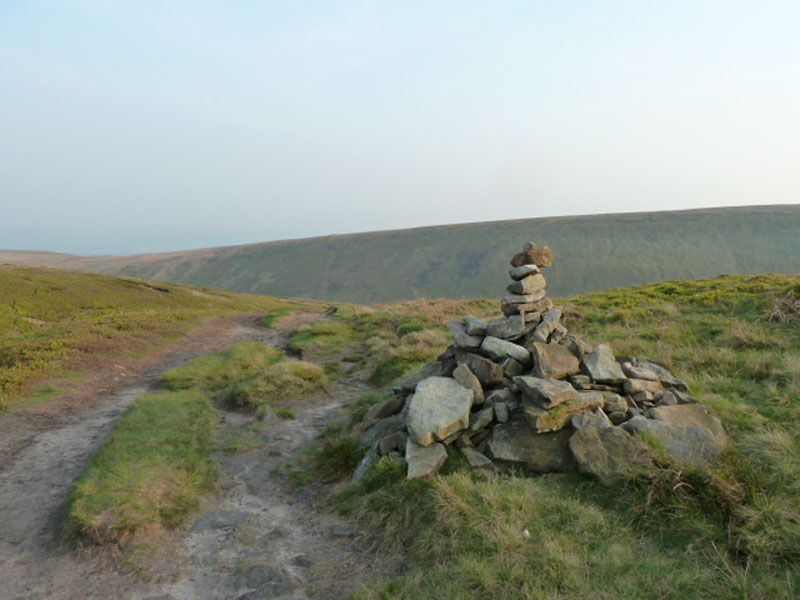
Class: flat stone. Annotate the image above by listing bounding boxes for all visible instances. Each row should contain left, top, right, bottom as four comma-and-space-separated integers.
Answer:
481, 336, 530, 364
583, 345, 626, 384
623, 378, 663, 395
486, 420, 576, 473
571, 407, 612, 429
190, 511, 247, 532
463, 316, 487, 336
510, 242, 554, 268
455, 349, 504, 388
509, 264, 540, 280
623, 417, 723, 466
406, 438, 448, 479
532, 309, 562, 343
502, 297, 552, 317
399, 362, 444, 392
507, 273, 547, 295
461, 447, 495, 471
407, 376, 473, 446
469, 406, 495, 432
523, 391, 604, 433
448, 320, 484, 350
502, 290, 547, 305
649, 404, 727, 447
530, 342, 580, 379
514, 376, 577, 409
636, 358, 689, 390
486, 388, 514, 405
486, 315, 533, 340
452, 363, 485, 405
621, 363, 660, 381
569, 427, 653, 485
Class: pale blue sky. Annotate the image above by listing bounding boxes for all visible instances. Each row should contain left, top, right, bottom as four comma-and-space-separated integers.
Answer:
1, 1, 799, 255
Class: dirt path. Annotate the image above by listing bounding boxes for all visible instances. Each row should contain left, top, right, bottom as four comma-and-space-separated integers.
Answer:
0, 314, 399, 600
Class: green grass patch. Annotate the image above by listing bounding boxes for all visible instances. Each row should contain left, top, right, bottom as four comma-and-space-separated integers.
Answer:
67, 390, 217, 544
290, 319, 356, 355
258, 306, 297, 329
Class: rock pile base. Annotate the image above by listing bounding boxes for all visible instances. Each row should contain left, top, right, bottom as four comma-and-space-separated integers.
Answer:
353, 242, 727, 484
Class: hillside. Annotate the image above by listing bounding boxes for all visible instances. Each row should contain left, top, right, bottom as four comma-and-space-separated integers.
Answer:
0, 265, 316, 408
2, 204, 800, 303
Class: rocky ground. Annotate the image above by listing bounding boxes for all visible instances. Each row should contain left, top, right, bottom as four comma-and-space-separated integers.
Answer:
0, 314, 400, 600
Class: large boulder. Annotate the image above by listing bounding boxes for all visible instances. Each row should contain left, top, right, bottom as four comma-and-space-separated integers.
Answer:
486, 420, 576, 473
455, 350, 504, 388
623, 416, 723, 466
407, 377, 473, 447
406, 439, 448, 479
452, 363, 485, 405
530, 342, 581, 379
583, 345, 626, 384
514, 376, 576, 409
649, 404, 727, 447
481, 336, 530, 364
569, 427, 653, 485
523, 391, 604, 433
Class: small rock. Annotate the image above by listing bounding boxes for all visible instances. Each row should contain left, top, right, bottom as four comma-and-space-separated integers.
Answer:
529, 342, 581, 379
621, 362, 661, 381
583, 345, 626, 384
623, 378, 663, 395
559, 334, 592, 359
502, 296, 552, 317
571, 407, 612, 429
523, 391, 604, 433
549, 324, 568, 343
469, 406, 495, 432
405, 438, 448, 479
452, 363, 485, 405
399, 362, 444, 392
636, 358, 689, 390
357, 394, 407, 432
454, 349, 505, 388
291, 555, 313, 568
510, 242, 554, 268
502, 290, 547, 305
494, 402, 509, 423
507, 273, 547, 295
378, 431, 408, 455
481, 336, 531, 364
352, 444, 379, 483
509, 264, 540, 280
448, 320, 484, 350
500, 357, 524, 378
358, 413, 405, 449
532, 309, 562, 343
514, 376, 577, 409
608, 411, 627, 425
654, 392, 678, 407
460, 447, 495, 471
599, 393, 627, 413
463, 316, 488, 336
487, 315, 534, 340
407, 377, 473, 446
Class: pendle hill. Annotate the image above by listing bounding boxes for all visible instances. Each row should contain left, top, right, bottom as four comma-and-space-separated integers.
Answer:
3, 205, 799, 303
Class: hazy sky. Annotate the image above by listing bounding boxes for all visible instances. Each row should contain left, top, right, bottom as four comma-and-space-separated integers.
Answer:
2, 1, 799, 255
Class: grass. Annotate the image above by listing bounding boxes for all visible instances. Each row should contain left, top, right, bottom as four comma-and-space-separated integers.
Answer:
0, 264, 314, 410
67, 390, 217, 544
289, 274, 800, 599
161, 341, 329, 418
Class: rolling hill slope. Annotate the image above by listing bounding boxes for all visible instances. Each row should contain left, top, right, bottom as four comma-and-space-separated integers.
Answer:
3, 204, 800, 303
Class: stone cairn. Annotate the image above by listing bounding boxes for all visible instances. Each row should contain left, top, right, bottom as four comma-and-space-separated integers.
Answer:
353, 242, 727, 485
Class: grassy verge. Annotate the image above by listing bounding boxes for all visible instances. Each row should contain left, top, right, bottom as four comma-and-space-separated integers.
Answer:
67, 390, 217, 544
292, 274, 800, 599
0, 265, 315, 410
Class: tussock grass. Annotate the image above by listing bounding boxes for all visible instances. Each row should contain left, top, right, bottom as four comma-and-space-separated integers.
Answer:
67, 390, 216, 544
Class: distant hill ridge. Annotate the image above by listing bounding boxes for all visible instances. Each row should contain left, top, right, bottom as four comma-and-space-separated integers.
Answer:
3, 204, 800, 303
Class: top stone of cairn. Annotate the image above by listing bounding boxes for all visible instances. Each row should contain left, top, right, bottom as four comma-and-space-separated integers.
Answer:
510, 241, 554, 268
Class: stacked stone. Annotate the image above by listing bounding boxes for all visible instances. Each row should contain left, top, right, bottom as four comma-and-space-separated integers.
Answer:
351, 242, 728, 486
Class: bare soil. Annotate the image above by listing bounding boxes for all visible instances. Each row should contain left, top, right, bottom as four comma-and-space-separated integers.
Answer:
0, 314, 401, 600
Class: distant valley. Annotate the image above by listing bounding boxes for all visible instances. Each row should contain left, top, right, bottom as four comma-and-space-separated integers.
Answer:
3, 204, 800, 303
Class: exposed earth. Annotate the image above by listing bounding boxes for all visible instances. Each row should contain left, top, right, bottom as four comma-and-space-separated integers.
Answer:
0, 314, 401, 600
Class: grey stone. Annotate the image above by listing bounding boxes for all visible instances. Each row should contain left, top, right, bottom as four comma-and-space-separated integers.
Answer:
569, 374, 592, 386
624, 378, 664, 395
532, 309, 562, 343
291, 555, 313, 568
523, 391, 604, 433
583, 345, 626, 384
530, 342, 580, 379
487, 315, 533, 340
463, 316, 487, 336
502, 296, 552, 317
399, 362, 443, 392
514, 376, 577, 409
485, 388, 514, 406
500, 357, 524, 378
510, 242, 554, 268
461, 447, 495, 471
407, 376, 473, 446
494, 401, 509, 423
455, 349, 504, 387
486, 420, 576, 473
509, 264, 540, 280
502, 290, 547, 305
482, 336, 530, 364
623, 417, 723, 466
569, 427, 653, 485
655, 392, 678, 407
190, 511, 247, 532
448, 320, 484, 350
571, 407, 613, 429
507, 273, 547, 295
559, 334, 592, 359
357, 394, 407, 433
406, 438, 448, 479
621, 362, 660, 381
358, 413, 405, 449
649, 404, 727, 447
550, 324, 568, 343
452, 363, 485, 405
636, 358, 689, 390
469, 406, 495, 432
608, 411, 627, 425
352, 446, 380, 484
378, 431, 408, 455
